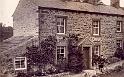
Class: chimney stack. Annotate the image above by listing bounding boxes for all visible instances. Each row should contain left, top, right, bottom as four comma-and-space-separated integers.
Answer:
83, 0, 100, 5
111, 0, 120, 8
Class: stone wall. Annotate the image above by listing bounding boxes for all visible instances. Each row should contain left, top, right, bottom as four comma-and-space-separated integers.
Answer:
39, 8, 124, 57
13, 0, 39, 36
0, 36, 38, 75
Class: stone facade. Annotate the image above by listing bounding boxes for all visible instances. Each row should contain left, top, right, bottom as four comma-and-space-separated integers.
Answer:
13, 0, 39, 36
12, 0, 124, 71
39, 7, 124, 59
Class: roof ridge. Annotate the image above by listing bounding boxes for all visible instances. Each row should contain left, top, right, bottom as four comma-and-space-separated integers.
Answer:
13, 0, 124, 16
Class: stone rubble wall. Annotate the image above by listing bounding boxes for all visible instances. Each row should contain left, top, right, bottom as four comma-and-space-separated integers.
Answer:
0, 36, 38, 75
39, 8, 124, 57
13, 0, 39, 36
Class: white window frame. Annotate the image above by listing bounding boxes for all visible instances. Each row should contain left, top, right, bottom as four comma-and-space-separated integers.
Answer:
56, 17, 66, 34
92, 21, 100, 36
56, 46, 66, 61
116, 40, 123, 48
116, 21, 122, 32
94, 45, 100, 56
14, 57, 27, 70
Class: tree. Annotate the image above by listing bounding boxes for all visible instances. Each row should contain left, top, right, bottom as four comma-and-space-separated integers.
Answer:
0, 23, 13, 42
68, 34, 83, 73
0, 23, 3, 42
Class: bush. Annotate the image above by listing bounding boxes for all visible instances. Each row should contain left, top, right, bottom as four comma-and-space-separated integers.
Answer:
16, 72, 28, 77
114, 47, 124, 60
27, 72, 34, 76
34, 70, 46, 76
107, 57, 121, 64
108, 69, 115, 73
68, 34, 83, 73
26, 35, 57, 65
56, 58, 68, 73
44, 64, 57, 74
114, 66, 123, 72
121, 63, 124, 69
92, 75, 97, 77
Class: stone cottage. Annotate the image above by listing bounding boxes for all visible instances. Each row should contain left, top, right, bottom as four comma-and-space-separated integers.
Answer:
38, 0, 124, 69
11, 0, 124, 73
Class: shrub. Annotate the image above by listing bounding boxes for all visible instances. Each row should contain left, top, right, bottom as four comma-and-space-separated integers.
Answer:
108, 69, 115, 73
34, 70, 46, 76
114, 47, 124, 60
121, 63, 124, 69
16, 72, 27, 77
114, 66, 123, 72
68, 34, 83, 73
44, 64, 57, 74
92, 75, 97, 77
27, 72, 34, 76
56, 58, 68, 73
107, 57, 121, 64
26, 36, 57, 75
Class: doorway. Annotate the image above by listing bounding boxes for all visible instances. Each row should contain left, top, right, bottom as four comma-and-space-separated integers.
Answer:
83, 47, 91, 69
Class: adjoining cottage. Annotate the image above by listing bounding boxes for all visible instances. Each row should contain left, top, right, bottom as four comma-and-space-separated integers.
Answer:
11, 0, 124, 73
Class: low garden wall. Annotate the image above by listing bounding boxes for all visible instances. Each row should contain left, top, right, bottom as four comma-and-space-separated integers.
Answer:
104, 60, 124, 71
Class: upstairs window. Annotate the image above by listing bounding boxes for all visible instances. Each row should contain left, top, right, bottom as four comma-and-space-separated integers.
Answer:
116, 21, 122, 32
14, 57, 27, 70
56, 17, 66, 34
116, 40, 123, 48
92, 20, 100, 36
57, 46, 65, 60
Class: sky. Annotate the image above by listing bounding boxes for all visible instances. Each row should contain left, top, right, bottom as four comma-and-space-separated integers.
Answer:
0, 0, 124, 27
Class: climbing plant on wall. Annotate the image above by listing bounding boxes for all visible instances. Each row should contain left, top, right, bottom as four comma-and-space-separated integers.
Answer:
26, 36, 57, 66
68, 34, 84, 73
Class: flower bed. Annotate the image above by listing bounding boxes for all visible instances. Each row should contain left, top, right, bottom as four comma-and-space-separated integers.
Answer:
33, 72, 70, 77
96, 60, 124, 77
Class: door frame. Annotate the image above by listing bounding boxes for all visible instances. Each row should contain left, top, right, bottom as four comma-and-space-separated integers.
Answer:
82, 45, 93, 69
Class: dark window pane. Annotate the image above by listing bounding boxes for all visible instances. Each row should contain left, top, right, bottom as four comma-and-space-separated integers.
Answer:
57, 54, 61, 59
61, 49, 64, 53
57, 22, 60, 25
93, 28, 98, 34
60, 54, 64, 57
117, 28, 120, 31
60, 27, 64, 33
20, 60, 25, 68
61, 18, 64, 25
57, 26, 60, 33
15, 61, 20, 68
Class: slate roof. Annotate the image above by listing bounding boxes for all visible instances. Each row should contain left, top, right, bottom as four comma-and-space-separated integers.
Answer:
31, 0, 124, 16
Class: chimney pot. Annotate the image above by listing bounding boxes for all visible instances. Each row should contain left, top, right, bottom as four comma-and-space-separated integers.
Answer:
111, 0, 120, 8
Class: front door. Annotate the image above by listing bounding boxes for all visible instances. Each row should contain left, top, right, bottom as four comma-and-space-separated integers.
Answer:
83, 47, 90, 69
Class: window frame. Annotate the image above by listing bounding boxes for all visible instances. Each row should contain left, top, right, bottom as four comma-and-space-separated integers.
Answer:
116, 21, 122, 32
56, 46, 66, 61
116, 40, 123, 48
14, 57, 27, 70
92, 20, 100, 36
93, 45, 100, 56
56, 16, 66, 34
